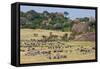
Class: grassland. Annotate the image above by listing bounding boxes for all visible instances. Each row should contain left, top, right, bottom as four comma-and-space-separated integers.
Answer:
20, 29, 95, 64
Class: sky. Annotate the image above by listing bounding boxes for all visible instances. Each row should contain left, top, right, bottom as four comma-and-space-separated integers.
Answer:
20, 5, 95, 19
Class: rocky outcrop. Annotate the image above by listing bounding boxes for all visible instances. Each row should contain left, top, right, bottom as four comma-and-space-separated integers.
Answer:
72, 23, 89, 34
74, 32, 95, 41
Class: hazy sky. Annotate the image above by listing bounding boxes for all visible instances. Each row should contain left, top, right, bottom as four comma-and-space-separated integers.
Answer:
20, 5, 95, 19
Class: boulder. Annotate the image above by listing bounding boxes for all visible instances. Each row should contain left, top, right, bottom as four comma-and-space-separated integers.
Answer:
74, 32, 95, 41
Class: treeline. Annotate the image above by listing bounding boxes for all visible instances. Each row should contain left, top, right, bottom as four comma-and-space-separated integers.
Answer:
20, 10, 72, 31
20, 10, 95, 32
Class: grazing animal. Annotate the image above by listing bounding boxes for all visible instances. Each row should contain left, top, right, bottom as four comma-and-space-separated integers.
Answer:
62, 33, 68, 41
48, 32, 58, 41
33, 33, 38, 37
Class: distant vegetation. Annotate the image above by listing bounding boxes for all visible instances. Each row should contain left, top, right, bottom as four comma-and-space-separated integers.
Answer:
20, 9, 96, 64
20, 10, 95, 32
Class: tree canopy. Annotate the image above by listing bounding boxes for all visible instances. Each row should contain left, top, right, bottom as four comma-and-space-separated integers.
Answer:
20, 10, 95, 32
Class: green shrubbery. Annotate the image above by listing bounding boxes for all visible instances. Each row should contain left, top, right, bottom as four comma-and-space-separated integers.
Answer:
20, 10, 72, 31
20, 10, 95, 32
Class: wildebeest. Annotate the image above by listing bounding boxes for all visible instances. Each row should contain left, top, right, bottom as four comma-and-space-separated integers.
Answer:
33, 33, 38, 37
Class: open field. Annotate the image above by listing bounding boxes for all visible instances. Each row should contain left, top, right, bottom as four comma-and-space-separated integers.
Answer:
20, 29, 95, 64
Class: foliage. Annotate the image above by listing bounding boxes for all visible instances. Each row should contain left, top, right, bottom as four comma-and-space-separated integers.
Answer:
20, 10, 95, 32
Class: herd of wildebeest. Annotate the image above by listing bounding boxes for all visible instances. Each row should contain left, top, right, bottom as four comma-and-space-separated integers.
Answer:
20, 30, 95, 60
20, 20, 96, 61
